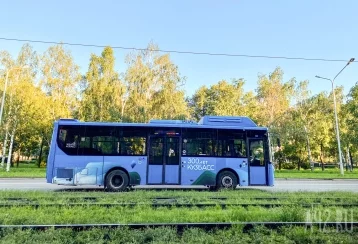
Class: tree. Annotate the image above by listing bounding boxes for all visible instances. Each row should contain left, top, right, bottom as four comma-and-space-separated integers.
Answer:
124, 43, 188, 122
256, 67, 294, 127
80, 47, 125, 122
189, 86, 210, 121
189, 79, 246, 121
0, 44, 42, 171
5, 78, 46, 170
41, 44, 81, 120
150, 78, 189, 120
343, 82, 358, 166
292, 80, 314, 169
241, 91, 260, 122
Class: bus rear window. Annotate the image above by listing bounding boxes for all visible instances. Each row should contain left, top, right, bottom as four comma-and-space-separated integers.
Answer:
57, 126, 81, 155
58, 128, 67, 143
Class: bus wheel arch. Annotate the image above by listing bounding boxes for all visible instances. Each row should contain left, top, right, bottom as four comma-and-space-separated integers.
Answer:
104, 167, 129, 192
216, 169, 239, 189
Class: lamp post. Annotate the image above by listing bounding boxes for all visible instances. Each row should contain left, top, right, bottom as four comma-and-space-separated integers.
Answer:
0, 66, 30, 126
315, 58, 355, 175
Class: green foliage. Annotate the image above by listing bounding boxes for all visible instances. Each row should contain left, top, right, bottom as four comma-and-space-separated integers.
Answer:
189, 79, 247, 121
123, 43, 189, 122
255, 67, 294, 126
41, 44, 80, 119
281, 162, 297, 170
79, 47, 124, 122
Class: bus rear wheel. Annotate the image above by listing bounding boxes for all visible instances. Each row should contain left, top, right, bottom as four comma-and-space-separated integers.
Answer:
216, 171, 238, 190
105, 170, 129, 192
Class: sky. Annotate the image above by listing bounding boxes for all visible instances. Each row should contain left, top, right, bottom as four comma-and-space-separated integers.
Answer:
1, 0, 357, 97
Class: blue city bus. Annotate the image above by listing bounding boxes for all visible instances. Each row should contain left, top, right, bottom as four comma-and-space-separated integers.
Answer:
46, 116, 274, 191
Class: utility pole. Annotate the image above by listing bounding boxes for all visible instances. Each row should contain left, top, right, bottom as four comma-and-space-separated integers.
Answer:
315, 58, 355, 175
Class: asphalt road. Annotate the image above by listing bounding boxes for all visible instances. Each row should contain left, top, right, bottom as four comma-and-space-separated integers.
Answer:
0, 178, 357, 192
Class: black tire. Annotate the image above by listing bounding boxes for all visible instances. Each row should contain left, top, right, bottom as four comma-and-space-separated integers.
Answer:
216, 171, 238, 190
105, 170, 129, 192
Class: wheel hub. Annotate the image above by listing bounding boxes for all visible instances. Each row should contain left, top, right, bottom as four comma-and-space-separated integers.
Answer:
112, 175, 123, 187
222, 176, 233, 188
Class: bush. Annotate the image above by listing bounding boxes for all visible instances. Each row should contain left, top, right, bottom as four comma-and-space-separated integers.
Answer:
40, 161, 47, 168
281, 162, 296, 170
300, 162, 310, 170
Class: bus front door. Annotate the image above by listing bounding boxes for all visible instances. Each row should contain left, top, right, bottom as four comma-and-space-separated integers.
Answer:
248, 138, 267, 185
148, 137, 180, 184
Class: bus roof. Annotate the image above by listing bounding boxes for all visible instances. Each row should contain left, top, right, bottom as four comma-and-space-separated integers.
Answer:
57, 116, 268, 131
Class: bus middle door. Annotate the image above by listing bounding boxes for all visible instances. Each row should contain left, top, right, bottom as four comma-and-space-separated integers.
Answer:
164, 137, 180, 184
248, 138, 267, 185
148, 136, 180, 184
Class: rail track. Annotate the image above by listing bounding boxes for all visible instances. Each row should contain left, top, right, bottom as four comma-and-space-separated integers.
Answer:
1, 196, 357, 209
1, 202, 357, 209
2, 196, 355, 202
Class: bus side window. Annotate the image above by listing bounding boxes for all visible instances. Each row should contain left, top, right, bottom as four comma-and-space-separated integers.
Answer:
234, 139, 247, 158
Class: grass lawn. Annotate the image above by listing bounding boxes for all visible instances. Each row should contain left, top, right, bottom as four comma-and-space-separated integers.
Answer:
0, 190, 357, 243
0, 190, 357, 224
1, 189, 357, 204
1, 226, 357, 244
275, 168, 358, 179
0, 161, 46, 178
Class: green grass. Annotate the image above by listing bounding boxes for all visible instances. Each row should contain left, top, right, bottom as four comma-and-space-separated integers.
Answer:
0, 161, 46, 178
1, 189, 357, 204
16, 161, 40, 168
0, 226, 357, 244
0, 190, 357, 243
0, 205, 314, 224
0, 167, 46, 178
275, 168, 358, 179
0, 190, 357, 225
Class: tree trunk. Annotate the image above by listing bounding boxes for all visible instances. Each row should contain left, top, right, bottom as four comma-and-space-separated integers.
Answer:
320, 142, 324, 171
298, 158, 301, 170
6, 127, 15, 172
278, 152, 282, 170
303, 125, 313, 171
346, 146, 352, 172
38, 137, 44, 168
121, 98, 127, 121
16, 149, 20, 167
345, 147, 348, 171
349, 150, 354, 171
1, 124, 9, 169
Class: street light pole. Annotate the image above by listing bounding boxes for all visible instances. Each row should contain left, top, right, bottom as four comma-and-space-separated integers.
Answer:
316, 58, 355, 176
0, 66, 30, 126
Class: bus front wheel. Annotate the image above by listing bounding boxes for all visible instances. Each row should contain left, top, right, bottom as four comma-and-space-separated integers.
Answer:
217, 171, 238, 190
105, 170, 129, 192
